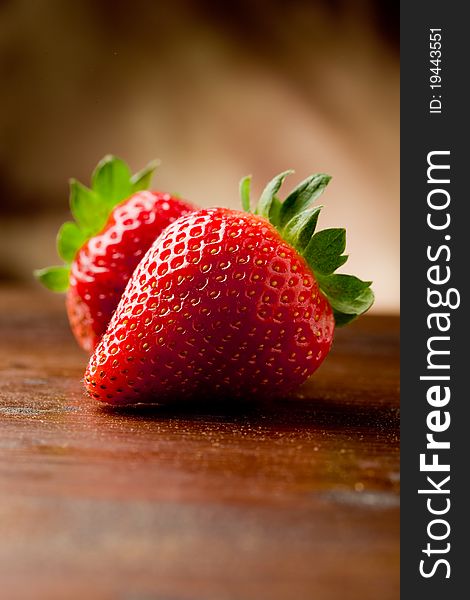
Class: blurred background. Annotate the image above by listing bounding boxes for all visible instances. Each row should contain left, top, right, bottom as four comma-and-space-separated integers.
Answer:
0, 0, 399, 313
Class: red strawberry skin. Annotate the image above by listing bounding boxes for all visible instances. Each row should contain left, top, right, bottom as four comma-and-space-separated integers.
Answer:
67, 191, 195, 352
85, 207, 335, 404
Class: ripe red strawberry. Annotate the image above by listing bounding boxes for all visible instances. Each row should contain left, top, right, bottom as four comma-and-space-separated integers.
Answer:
85, 171, 374, 404
35, 155, 196, 351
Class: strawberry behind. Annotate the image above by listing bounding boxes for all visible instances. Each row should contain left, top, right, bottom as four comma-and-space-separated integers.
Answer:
67, 191, 195, 351
35, 155, 196, 352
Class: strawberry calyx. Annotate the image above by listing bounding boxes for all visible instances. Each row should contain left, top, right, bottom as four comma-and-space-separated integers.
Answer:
34, 155, 159, 292
240, 171, 374, 326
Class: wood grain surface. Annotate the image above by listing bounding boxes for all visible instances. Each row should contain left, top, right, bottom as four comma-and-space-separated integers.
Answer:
0, 286, 399, 600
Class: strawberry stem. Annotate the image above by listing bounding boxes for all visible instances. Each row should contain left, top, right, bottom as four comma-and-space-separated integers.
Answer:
241, 171, 374, 326
34, 155, 158, 292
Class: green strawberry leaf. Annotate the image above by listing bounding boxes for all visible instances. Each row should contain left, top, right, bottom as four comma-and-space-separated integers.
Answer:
57, 221, 88, 262
279, 173, 331, 228
34, 266, 71, 292
269, 196, 283, 227
282, 205, 322, 252
239, 175, 252, 212
317, 273, 371, 300
35, 154, 159, 292
304, 228, 347, 275
240, 171, 375, 327
316, 273, 373, 313
69, 179, 108, 235
91, 155, 132, 208
255, 170, 293, 220
131, 159, 160, 192
315, 273, 374, 327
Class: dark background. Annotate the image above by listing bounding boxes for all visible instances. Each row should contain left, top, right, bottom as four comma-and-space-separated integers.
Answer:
400, 1, 468, 597
0, 0, 399, 312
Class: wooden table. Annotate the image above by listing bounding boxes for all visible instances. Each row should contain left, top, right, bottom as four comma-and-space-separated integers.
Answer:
0, 286, 399, 600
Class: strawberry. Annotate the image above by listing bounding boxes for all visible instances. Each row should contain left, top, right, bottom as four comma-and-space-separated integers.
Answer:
85, 171, 374, 405
35, 155, 196, 352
